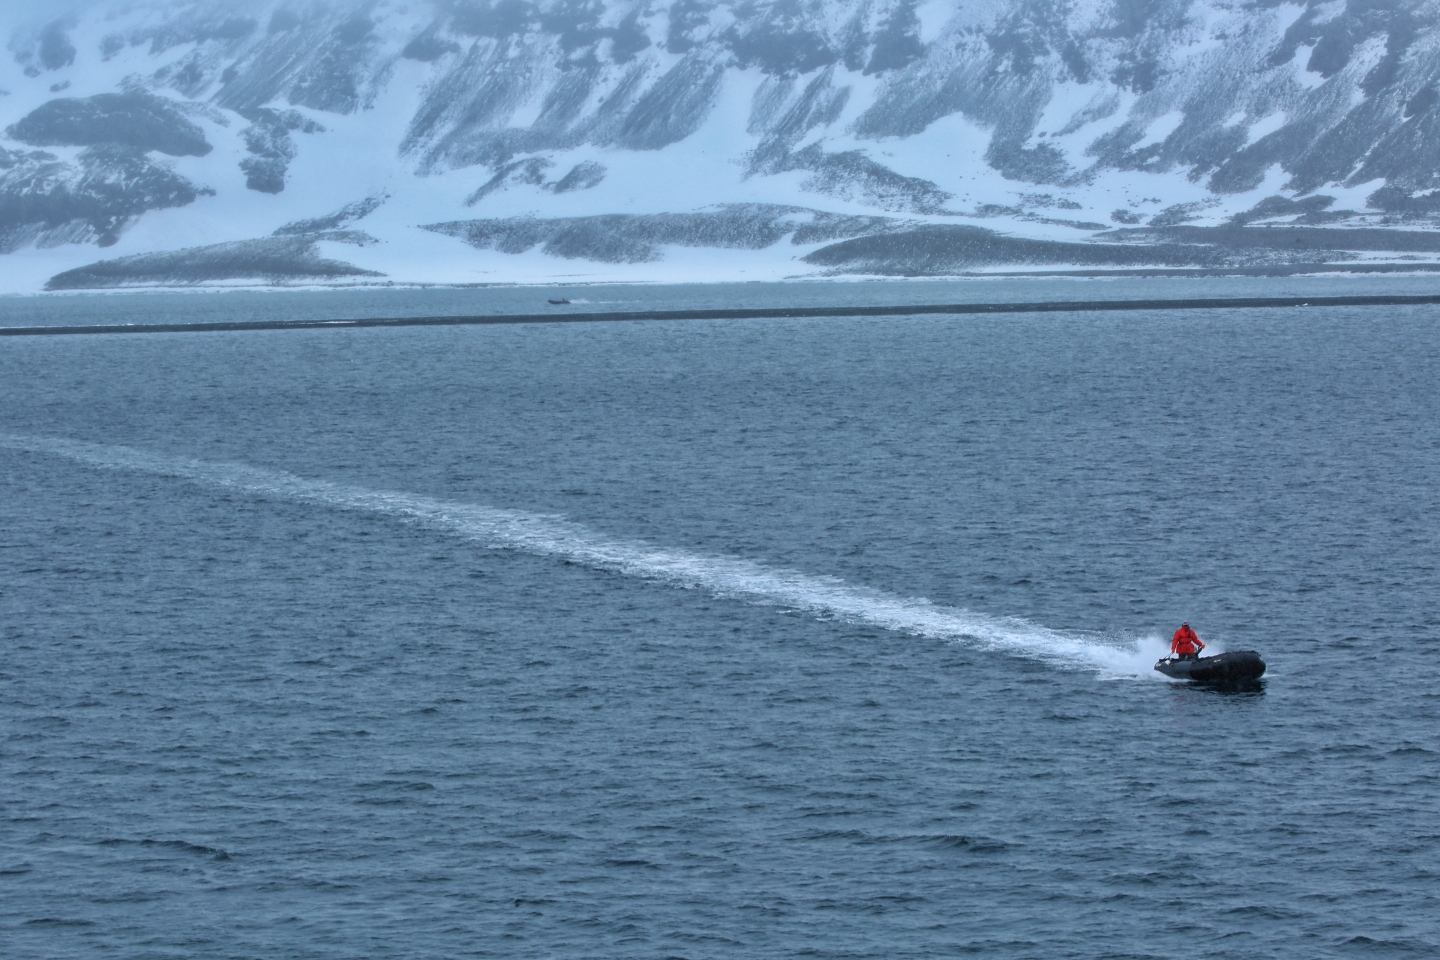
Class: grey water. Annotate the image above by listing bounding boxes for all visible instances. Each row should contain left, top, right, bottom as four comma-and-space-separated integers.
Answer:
1, 281, 1437, 959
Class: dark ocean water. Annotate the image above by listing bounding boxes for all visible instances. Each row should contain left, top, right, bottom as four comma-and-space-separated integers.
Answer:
1, 283, 1437, 958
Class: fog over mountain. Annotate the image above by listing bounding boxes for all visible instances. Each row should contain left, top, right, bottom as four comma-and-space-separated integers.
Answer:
2, 0, 1439, 291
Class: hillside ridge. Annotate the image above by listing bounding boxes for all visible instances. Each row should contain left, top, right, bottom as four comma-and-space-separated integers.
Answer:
2, 0, 1438, 292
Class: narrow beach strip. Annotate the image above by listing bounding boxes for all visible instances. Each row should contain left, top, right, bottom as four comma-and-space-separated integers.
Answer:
4, 293, 1439, 337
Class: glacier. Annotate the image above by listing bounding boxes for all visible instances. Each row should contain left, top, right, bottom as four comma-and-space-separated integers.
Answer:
2, 0, 1439, 293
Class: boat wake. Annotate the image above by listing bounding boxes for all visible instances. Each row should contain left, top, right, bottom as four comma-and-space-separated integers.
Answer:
3, 434, 1169, 678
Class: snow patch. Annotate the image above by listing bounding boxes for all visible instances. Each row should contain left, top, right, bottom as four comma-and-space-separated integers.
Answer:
1245, 112, 1287, 146
1134, 111, 1185, 150
1289, 44, 1326, 90
1310, 1, 1347, 26
914, 0, 955, 44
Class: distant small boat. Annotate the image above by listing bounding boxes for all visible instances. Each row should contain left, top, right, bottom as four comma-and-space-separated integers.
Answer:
548, 298, 570, 305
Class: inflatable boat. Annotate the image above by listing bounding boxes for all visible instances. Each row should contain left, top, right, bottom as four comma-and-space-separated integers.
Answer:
1155, 650, 1266, 683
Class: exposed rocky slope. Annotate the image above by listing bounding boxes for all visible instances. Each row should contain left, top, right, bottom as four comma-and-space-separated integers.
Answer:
2, 0, 1439, 292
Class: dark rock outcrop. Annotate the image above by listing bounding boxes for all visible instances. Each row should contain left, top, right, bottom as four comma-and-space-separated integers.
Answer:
802, 223, 1440, 276
238, 107, 324, 193
38, 20, 77, 71
0, 145, 209, 251
549, 161, 606, 193
465, 157, 607, 202
45, 235, 381, 289
7, 91, 212, 157
802, 224, 1223, 275
426, 204, 900, 262
467, 157, 555, 204
744, 67, 950, 214
272, 196, 386, 236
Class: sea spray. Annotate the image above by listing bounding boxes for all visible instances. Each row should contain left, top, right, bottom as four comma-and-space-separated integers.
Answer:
2, 433, 1167, 677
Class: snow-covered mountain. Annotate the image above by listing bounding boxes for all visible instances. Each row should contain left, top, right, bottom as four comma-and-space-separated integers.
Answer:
3, 0, 1439, 293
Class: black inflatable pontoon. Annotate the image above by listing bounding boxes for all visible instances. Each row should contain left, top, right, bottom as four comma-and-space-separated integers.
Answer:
1155, 650, 1266, 683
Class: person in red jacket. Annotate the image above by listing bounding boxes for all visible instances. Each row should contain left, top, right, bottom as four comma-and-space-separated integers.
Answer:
1171, 622, 1205, 660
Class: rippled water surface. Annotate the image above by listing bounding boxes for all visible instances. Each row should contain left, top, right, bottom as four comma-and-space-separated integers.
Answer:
2, 284, 1437, 958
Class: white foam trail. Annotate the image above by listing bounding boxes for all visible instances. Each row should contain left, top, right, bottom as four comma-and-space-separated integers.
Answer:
2, 434, 1164, 677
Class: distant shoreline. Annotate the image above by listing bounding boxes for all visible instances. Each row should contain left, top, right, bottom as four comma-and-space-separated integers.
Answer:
9, 260, 1440, 299
5, 293, 1440, 337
